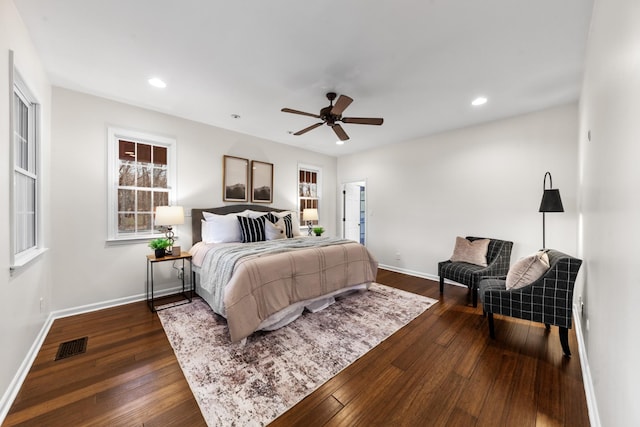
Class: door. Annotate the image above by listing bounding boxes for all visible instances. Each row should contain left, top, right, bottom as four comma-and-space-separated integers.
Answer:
343, 181, 366, 244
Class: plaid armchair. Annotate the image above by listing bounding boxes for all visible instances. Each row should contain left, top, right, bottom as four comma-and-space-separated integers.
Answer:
438, 237, 513, 307
479, 250, 582, 356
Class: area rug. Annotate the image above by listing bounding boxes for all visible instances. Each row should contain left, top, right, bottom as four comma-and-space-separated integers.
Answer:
157, 283, 437, 426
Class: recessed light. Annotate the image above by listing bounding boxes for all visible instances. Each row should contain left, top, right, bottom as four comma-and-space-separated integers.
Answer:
231, 114, 241, 119
148, 78, 166, 88
471, 96, 488, 106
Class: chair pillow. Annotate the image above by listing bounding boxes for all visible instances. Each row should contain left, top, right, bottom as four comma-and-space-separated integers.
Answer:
506, 251, 550, 290
450, 236, 490, 267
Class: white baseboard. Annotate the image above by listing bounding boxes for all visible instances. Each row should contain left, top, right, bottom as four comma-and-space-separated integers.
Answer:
377, 263, 466, 288
0, 313, 54, 423
0, 284, 186, 424
51, 284, 185, 319
573, 304, 601, 427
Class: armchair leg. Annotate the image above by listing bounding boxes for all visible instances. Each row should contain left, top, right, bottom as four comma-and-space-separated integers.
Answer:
487, 313, 495, 339
439, 276, 444, 294
472, 286, 478, 308
545, 323, 551, 331
559, 327, 571, 357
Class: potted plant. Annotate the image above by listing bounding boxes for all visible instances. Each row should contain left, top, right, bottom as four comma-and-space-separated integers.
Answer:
312, 226, 325, 237
149, 238, 171, 258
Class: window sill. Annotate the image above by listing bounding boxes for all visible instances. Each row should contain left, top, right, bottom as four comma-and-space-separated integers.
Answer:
106, 235, 182, 246
11, 247, 49, 271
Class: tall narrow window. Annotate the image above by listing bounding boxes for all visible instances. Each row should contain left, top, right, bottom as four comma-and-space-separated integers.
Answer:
11, 67, 42, 268
298, 164, 321, 229
107, 128, 176, 241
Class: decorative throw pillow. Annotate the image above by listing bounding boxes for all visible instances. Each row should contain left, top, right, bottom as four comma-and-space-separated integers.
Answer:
276, 214, 294, 237
237, 215, 267, 242
505, 251, 550, 290
449, 236, 490, 267
262, 212, 293, 238
265, 220, 286, 240
271, 211, 302, 237
265, 212, 279, 224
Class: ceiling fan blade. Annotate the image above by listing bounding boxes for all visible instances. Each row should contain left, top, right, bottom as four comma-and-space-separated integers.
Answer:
342, 117, 384, 125
293, 122, 323, 136
281, 108, 321, 119
331, 95, 353, 116
332, 124, 350, 141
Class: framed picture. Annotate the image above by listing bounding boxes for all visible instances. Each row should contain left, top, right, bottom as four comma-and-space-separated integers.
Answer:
251, 160, 273, 203
223, 155, 249, 202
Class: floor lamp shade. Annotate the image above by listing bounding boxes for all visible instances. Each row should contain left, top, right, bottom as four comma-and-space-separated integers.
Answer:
539, 189, 564, 213
539, 172, 564, 249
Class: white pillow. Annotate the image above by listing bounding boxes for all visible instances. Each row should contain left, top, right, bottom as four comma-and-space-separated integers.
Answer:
202, 210, 250, 221
265, 220, 286, 240
271, 210, 302, 236
200, 213, 243, 243
505, 251, 550, 290
245, 210, 269, 219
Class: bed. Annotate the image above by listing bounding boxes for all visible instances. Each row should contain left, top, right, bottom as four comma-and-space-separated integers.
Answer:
189, 204, 378, 342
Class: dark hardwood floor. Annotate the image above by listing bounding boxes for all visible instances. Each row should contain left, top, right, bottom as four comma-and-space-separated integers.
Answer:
4, 270, 590, 426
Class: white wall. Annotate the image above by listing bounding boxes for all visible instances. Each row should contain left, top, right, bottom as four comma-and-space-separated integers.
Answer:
338, 103, 579, 277
0, 0, 52, 415
50, 87, 337, 310
578, 0, 640, 425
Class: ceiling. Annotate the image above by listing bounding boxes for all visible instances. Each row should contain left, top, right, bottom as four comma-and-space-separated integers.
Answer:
14, 0, 594, 157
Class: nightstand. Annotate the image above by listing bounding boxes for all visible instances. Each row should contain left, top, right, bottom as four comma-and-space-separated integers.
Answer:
146, 251, 194, 312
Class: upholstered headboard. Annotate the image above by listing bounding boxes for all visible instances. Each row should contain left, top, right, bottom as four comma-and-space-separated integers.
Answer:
191, 204, 287, 245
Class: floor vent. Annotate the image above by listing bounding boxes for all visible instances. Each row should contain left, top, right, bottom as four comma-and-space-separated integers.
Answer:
55, 337, 88, 361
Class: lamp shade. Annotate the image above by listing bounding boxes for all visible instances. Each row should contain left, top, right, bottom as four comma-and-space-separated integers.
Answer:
155, 206, 185, 226
539, 189, 564, 213
302, 208, 318, 221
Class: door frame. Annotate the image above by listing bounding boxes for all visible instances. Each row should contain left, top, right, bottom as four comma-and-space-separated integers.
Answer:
341, 179, 367, 245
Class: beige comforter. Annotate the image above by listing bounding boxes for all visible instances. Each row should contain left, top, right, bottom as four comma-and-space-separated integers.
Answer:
205, 240, 378, 342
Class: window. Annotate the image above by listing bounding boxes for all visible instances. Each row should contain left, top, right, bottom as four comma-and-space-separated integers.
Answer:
298, 164, 322, 229
10, 66, 43, 268
107, 128, 176, 242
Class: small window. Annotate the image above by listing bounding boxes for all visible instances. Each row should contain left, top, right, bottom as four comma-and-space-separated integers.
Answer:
11, 66, 42, 268
107, 128, 176, 242
298, 164, 321, 228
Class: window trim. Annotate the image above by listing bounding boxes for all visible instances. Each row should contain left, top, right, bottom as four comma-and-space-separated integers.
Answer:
10, 51, 46, 270
106, 127, 177, 243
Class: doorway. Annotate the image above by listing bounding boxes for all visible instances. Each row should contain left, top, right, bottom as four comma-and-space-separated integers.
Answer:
343, 181, 366, 245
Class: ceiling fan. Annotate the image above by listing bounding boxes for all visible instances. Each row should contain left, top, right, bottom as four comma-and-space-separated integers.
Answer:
281, 92, 383, 141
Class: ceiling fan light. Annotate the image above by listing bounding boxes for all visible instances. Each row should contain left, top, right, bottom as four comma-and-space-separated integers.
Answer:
336, 140, 345, 145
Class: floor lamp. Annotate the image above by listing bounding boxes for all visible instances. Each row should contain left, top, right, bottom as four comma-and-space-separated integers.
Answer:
539, 172, 564, 249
